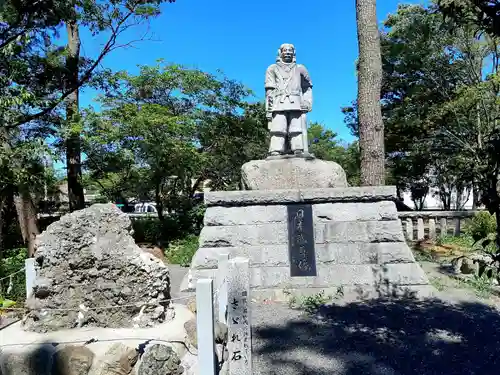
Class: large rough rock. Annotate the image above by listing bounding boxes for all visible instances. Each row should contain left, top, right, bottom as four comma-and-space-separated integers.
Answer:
137, 344, 183, 375
241, 157, 348, 190
0, 344, 56, 375
53, 346, 94, 375
23, 203, 170, 332
88, 343, 138, 375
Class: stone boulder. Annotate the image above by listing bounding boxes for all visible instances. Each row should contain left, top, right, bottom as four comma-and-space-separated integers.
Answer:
452, 253, 493, 276
137, 344, 183, 375
23, 204, 170, 332
241, 157, 348, 190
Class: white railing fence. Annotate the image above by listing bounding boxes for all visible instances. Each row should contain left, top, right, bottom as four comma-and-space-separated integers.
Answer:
16, 254, 252, 375
398, 211, 477, 241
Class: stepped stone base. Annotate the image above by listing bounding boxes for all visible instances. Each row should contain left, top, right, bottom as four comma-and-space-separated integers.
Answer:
181, 186, 434, 300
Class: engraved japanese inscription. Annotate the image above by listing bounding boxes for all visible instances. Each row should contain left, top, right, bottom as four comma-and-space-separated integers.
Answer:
287, 204, 317, 277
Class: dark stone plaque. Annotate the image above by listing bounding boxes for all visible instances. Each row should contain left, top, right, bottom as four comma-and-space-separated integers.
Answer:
287, 204, 317, 277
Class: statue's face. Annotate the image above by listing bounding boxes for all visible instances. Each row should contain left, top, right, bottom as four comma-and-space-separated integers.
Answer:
280, 45, 295, 63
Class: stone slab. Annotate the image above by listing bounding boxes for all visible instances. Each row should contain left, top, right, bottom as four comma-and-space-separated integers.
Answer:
0, 304, 193, 357
203, 205, 287, 226
317, 221, 405, 243
249, 284, 437, 302
313, 201, 398, 222
182, 264, 428, 291
241, 158, 348, 190
204, 186, 397, 207
203, 201, 398, 226
190, 242, 416, 270
199, 224, 288, 248
199, 220, 404, 248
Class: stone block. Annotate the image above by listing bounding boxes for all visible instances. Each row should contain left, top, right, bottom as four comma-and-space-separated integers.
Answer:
53, 346, 94, 375
316, 221, 405, 243
204, 186, 397, 207
191, 246, 290, 269
378, 243, 416, 264
203, 205, 287, 226
313, 202, 397, 222
316, 243, 379, 264
191, 242, 416, 271
379, 263, 430, 285
252, 265, 377, 288
0, 344, 56, 375
199, 224, 288, 248
241, 158, 348, 190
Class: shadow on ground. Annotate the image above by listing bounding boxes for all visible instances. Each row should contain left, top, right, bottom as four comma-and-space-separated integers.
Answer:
253, 297, 500, 375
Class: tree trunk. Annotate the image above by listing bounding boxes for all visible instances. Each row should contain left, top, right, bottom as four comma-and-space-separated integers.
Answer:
356, 0, 385, 186
65, 20, 85, 212
0, 196, 6, 260
14, 189, 39, 257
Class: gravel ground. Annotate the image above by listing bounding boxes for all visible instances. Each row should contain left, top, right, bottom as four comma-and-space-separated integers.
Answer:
251, 293, 500, 375
173, 262, 500, 374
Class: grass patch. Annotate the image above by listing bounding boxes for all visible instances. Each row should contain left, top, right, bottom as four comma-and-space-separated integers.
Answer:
412, 247, 438, 262
437, 234, 475, 250
287, 287, 344, 314
0, 248, 27, 306
456, 275, 496, 299
164, 235, 199, 267
429, 277, 447, 292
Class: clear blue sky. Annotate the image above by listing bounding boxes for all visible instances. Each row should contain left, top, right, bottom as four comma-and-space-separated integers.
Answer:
79, 0, 427, 144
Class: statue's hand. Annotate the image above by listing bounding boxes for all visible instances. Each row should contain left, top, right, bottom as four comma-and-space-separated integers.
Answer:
266, 112, 273, 120
301, 101, 311, 112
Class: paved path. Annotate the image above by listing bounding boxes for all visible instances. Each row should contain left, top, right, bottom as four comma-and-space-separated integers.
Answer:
170, 262, 500, 374
168, 263, 193, 301
251, 296, 500, 375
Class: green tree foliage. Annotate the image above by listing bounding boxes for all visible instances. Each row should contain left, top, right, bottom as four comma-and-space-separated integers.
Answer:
82, 62, 267, 240
344, 2, 500, 258
343, 3, 499, 209
308, 123, 360, 185
437, 0, 500, 37
0, 0, 177, 252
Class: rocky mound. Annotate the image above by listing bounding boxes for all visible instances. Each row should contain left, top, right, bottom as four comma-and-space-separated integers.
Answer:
23, 204, 171, 332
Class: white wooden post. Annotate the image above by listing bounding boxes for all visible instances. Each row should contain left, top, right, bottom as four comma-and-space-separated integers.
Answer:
217, 253, 229, 324
417, 218, 425, 240
405, 218, 414, 241
25, 258, 36, 299
227, 257, 252, 375
454, 218, 461, 237
428, 218, 436, 240
440, 218, 447, 238
196, 279, 216, 375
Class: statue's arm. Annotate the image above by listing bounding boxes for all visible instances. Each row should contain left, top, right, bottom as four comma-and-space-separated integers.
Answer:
265, 65, 276, 117
300, 65, 313, 111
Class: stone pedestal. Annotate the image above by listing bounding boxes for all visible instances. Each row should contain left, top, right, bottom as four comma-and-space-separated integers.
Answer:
241, 157, 348, 190
181, 186, 434, 300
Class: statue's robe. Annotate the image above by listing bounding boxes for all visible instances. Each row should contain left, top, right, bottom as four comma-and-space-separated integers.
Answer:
265, 62, 313, 135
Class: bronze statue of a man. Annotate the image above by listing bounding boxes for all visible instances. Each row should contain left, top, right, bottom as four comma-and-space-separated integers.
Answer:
265, 43, 313, 157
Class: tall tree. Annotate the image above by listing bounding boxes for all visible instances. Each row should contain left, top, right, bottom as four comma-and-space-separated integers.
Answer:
437, 0, 500, 36
356, 0, 385, 186
65, 10, 84, 211
83, 63, 260, 221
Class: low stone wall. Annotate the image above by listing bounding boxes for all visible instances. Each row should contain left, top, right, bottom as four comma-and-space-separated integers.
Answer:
0, 304, 198, 375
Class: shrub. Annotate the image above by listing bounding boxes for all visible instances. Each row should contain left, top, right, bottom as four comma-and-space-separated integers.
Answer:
132, 219, 162, 244
165, 235, 199, 267
0, 248, 28, 304
465, 211, 497, 243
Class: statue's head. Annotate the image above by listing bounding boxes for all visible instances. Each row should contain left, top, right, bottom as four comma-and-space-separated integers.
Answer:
277, 43, 296, 64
